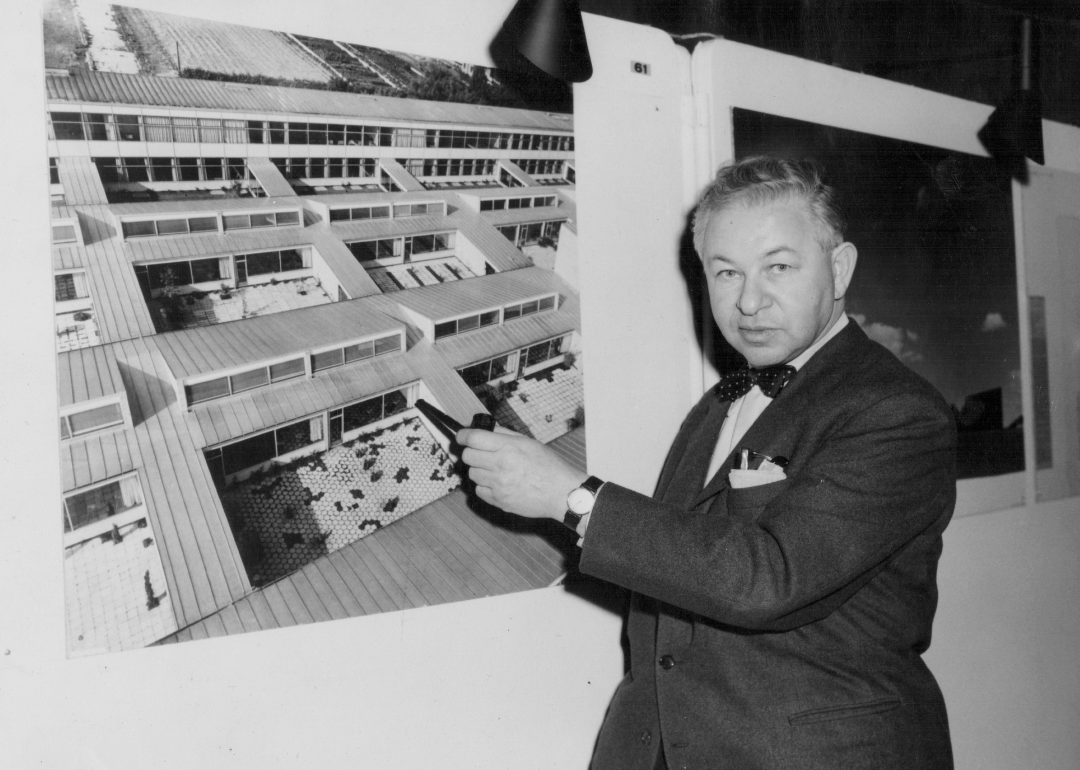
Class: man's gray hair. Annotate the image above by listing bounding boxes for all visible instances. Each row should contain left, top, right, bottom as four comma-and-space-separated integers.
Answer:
692, 156, 847, 257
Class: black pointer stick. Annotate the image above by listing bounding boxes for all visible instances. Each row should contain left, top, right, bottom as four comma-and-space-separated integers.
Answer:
415, 399, 496, 441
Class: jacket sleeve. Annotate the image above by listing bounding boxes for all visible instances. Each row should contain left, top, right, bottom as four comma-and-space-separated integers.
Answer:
578, 390, 956, 632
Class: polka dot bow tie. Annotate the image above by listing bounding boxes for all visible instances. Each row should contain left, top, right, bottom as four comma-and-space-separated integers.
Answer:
717, 364, 797, 402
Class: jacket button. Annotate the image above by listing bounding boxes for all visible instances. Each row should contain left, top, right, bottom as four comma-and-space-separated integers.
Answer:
640, 729, 652, 745
659, 654, 675, 670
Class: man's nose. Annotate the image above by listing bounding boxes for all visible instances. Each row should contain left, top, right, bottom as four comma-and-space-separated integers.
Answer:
736, 275, 770, 315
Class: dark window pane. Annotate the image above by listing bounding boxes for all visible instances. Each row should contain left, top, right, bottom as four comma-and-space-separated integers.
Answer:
343, 397, 382, 431
312, 348, 344, 371
329, 208, 350, 222
308, 157, 325, 177
178, 158, 201, 181
457, 315, 480, 332
480, 200, 493, 211
412, 234, 435, 253
148, 261, 193, 290
190, 258, 222, 283
68, 403, 124, 435
64, 479, 129, 531
123, 159, 149, 183
249, 212, 274, 228
55, 274, 77, 301
268, 122, 285, 144
51, 112, 85, 140
157, 219, 188, 235
374, 335, 401, 355
538, 296, 555, 311
230, 367, 270, 393
85, 114, 110, 141
221, 431, 277, 475
276, 420, 316, 455
434, 321, 456, 340
246, 251, 281, 275
350, 241, 378, 261
521, 300, 539, 316
384, 389, 407, 416
503, 304, 521, 320
203, 158, 224, 180
288, 123, 307, 144
489, 356, 509, 378
274, 210, 299, 226
115, 115, 141, 141
344, 340, 374, 363
149, 158, 175, 182
327, 158, 343, 178
270, 358, 305, 381
280, 249, 304, 271
459, 362, 489, 389
187, 377, 230, 405
223, 214, 249, 230
480, 310, 500, 326
526, 343, 550, 367
370, 205, 389, 219
189, 216, 218, 233
122, 220, 156, 238
247, 121, 265, 143
308, 123, 327, 144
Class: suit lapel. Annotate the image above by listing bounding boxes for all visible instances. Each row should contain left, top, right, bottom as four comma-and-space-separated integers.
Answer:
658, 394, 731, 510
686, 321, 869, 508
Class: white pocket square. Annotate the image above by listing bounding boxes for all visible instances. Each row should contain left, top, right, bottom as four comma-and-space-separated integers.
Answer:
729, 463, 787, 489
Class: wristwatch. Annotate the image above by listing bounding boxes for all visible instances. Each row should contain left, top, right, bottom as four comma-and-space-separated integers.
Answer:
564, 476, 605, 532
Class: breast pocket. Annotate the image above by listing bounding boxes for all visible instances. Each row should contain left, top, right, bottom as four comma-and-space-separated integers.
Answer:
726, 478, 792, 511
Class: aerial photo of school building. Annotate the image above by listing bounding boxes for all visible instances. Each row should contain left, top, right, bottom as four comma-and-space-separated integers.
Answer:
47, 64, 584, 655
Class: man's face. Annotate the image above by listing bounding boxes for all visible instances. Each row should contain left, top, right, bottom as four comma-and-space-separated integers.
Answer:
701, 197, 854, 368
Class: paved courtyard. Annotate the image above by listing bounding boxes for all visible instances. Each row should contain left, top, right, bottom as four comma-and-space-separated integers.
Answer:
493, 362, 584, 444
56, 309, 102, 352
64, 516, 177, 657
220, 417, 462, 586
148, 276, 332, 332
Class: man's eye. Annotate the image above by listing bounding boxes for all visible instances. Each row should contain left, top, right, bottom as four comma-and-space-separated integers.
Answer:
716, 269, 738, 279
770, 264, 790, 273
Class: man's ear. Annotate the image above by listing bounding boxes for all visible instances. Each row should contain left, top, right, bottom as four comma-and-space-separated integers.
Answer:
830, 242, 858, 299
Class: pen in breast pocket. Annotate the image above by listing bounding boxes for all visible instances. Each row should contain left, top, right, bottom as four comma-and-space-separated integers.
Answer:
739, 448, 789, 471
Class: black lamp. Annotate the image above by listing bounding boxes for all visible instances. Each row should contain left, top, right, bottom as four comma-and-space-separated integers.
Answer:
504, 0, 592, 83
978, 16, 1044, 183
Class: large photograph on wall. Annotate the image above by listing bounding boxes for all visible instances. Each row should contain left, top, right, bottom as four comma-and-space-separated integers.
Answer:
45, 0, 583, 655
732, 108, 1022, 481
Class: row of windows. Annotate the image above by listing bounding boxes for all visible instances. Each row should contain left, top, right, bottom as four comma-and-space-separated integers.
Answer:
522, 336, 567, 369
328, 200, 444, 223
479, 195, 557, 211
55, 272, 89, 302
93, 156, 248, 184
185, 357, 306, 406
59, 402, 124, 440
346, 232, 455, 262
434, 309, 501, 341
50, 112, 574, 152
205, 417, 324, 479
270, 156, 378, 180
503, 295, 557, 320
120, 209, 300, 239
328, 389, 409, 444
310, 334, 402, 372
400, 158, 498, 178
458, 354, 512, 390
434, 294, 558, 342
63, 474, 143, 534
498, 220, 565, 248
513, 158, 565, 176
134, 248, 309, 293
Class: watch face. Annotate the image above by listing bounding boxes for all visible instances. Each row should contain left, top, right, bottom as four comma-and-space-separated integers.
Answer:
567, 486, 595, 515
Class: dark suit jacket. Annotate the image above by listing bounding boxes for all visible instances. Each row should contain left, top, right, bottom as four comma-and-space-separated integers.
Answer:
580, 322, 955, 770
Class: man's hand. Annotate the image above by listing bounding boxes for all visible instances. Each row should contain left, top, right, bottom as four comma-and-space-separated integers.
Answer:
456, 427, 588, 521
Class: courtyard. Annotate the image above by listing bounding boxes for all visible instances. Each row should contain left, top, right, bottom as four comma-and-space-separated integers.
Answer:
147, 276, 333, 332
219, 416, 462, 586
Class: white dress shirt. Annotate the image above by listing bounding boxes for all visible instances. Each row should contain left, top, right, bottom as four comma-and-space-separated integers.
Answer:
704, 314, 850, 486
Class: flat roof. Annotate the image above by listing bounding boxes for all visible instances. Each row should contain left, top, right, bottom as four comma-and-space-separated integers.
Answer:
154, 299, 406, 379
46, 71, 574, 133
386, 266, 566, 322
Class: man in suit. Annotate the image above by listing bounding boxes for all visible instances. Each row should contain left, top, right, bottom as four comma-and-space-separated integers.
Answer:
457, 156, 955, 769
